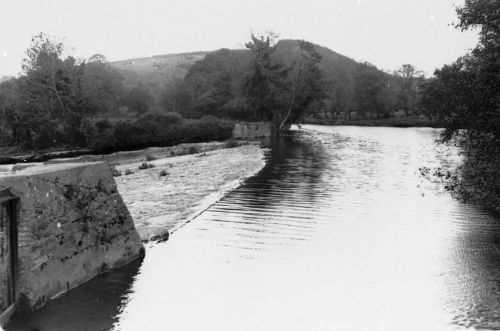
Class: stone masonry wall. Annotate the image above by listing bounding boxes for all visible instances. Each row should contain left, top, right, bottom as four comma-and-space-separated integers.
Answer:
0, 162, 143, 312
233, 122, 273, 140
0, 204, 11, 312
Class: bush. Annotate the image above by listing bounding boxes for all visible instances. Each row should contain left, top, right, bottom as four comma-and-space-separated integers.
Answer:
138, 162, 155, 170
110, 165, 122, 177
124, 169, 134, 175
188, 146, 200, 154
159, 169, 168, 177
225, 139, 239, 148
86, 114, 234, 153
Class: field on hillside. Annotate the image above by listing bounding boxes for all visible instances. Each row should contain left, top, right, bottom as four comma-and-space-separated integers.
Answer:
111, 51, 208, 99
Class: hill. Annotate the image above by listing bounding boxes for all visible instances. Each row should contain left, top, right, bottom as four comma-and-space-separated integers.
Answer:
111, 40, 415, 122
109, 41, 367, 105
111, 51, 208, 99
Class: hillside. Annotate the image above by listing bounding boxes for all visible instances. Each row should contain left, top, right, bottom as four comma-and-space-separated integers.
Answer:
110, 41, 370, 102
111, 51, 208, 99
273, 39, 362, 79
110, 40, 408, 121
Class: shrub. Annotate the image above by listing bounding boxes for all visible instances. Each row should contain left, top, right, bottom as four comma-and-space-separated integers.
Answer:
110, 165, 122, 177
225, 139, 239, 148
85, 114, 234, 154
124, 169, 134, 175
138, 162, 155, 170
159, 169, 168, 177
188, 146, 200, 154
145, 153, 156, 161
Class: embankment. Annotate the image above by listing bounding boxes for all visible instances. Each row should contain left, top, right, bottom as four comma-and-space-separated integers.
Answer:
305, 116, 442, 128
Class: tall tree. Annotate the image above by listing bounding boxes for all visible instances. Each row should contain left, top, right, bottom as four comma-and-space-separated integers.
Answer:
325, 69, 354, 120
395, 64, 424, 116
279, 40, 326, 130
80, 60, 125, 116
0, 33, 125, 148
353, 63, 385, 119
245, 34, 326, 132
244, 33, 289, 123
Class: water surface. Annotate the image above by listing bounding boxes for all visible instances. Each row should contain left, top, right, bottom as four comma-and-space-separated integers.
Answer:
8, 125, 500, 331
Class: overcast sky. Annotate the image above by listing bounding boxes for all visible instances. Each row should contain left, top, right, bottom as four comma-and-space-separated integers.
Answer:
1, 0, 478, 77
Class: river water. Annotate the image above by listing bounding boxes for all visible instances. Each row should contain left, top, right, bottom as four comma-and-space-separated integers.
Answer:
7, 125, 500, 331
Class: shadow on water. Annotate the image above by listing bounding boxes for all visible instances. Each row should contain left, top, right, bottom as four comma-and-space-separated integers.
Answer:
5, 257, 143, 331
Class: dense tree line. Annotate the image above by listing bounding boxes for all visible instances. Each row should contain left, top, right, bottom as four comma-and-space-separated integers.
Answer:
0, 32, 431, 152
0, 33, 232, 152
420, 0, 500, 212
170, 38, 428, 127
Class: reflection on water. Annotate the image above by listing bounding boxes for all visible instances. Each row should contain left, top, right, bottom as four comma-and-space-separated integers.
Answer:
6, 257, 143, 331
7, 125, 500, 330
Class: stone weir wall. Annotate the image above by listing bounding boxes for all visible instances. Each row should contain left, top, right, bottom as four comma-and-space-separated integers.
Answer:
0, 162, 143, 313
233, 122, 273, 140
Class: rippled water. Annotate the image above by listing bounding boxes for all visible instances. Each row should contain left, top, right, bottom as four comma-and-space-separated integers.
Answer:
7, 125, 500, 331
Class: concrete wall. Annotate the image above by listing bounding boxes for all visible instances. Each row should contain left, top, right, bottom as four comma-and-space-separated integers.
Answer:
0, 162, 143, 313
233, 122, 273, 140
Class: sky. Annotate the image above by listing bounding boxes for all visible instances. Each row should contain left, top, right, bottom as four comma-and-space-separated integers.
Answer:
0, 0, 479, 77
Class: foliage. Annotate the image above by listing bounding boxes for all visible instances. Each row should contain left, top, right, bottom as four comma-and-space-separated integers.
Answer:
244, 35, 327, 132
184, 49, 252, 119
0, 33, 125, 149
122, 87, 153, 115
138, 162, 155, 170
420, 0, 500, 211
180, 37, 417, 125
161, 78, 192, 117
394, 64, 424, 116
89, 114, 233, 153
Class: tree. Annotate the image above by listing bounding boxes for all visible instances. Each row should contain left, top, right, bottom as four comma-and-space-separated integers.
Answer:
244, 33, 289, 124
122, 87, 153, 114
184, 49, 251, 119
353, 63, 386, 118
245, 34, 326, 132
395, 64, 424, 116
162, 78, 192, 116
17, 33, 76, 146
0, 78, 20, 140
325, 69, 354, 120
80, 60, 125, 116
279, 40, 327, 130
0, 33, 126, 149
420, 0, 500, 211
87, 54, 107, 63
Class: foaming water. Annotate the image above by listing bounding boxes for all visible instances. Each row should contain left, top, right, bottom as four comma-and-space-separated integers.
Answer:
8, 125, 500, 331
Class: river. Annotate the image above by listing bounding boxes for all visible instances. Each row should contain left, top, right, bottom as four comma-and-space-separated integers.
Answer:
7, 125, 500, 331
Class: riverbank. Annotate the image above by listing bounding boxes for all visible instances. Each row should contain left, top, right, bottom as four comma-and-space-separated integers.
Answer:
305, 116, 442, 128
114, 144, 267, 241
